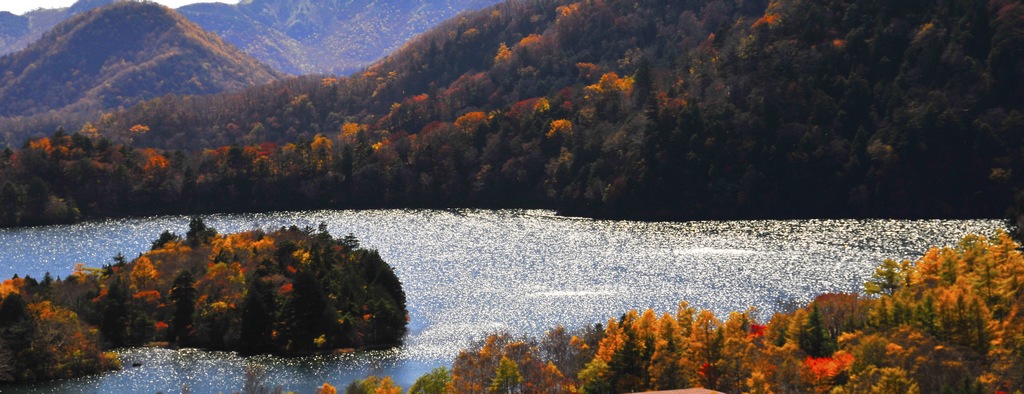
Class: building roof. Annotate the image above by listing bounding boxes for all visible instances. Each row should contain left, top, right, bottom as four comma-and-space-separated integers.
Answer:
622, 388, 729, 390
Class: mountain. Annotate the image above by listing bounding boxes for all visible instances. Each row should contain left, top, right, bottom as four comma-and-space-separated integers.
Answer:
12, 0, 1024, 223
178, 0, 504, 75
0, 12, 29, 45
0, 0, 117, 55
0, 0, 504, 76
0, 1, 282, 118
176, 2, 309, 74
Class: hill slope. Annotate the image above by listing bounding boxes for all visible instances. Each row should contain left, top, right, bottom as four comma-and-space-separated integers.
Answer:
0, 1, 281, 117
34, 0, 1024, 221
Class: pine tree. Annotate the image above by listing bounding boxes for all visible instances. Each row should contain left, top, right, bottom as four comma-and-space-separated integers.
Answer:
282, 270, 330, 352
185, 217, 216, 246
799, 304, 834, 358
100, 278, 131, 346
239, 279, 277, 354
169, 270, 197, 345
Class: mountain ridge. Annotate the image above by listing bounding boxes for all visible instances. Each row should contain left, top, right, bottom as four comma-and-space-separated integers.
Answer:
0, 0, 506, 76
178, 0, 504, 75
0, 0, 117, 55
0, 1, 282, 118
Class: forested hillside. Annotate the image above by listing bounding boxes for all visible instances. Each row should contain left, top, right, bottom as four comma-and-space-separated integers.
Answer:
0, 2, 281, 118
71, 0, 1020, 222
0, 0, 1018, 224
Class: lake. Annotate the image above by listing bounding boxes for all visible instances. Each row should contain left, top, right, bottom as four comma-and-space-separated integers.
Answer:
0, 209, 1003, 393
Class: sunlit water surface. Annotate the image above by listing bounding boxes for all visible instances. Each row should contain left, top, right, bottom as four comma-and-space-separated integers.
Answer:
0, 209, 1002, 393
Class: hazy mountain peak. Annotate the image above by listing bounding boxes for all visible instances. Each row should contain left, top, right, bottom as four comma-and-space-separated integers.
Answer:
1, 0, 504, 75
67, 0, 120, 14
0, 1, 281, 117
179, 0, 503, 75
0, 0, 118, 56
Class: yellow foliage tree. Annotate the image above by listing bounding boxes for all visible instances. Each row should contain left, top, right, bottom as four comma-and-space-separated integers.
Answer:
79, 122, 99, 139
316, 382, 337, 394
456, 111, 488, 134
353, 376, 402, 394
129, 124, 150, 135
557, 3, 580, 17
375, 377, 403, 394
310, 134, 334, 173
0, 277, 24, 298
647, 314, 686, 390
596, 316, 626, 363
141, 149, 170, 174
341, 122, 363, 139
547, 119, 573, 138
28, 301, 118, 379
28, 138, 52, 153
495, 43, 512, 64
689, 309, 723, 389
518, 34, 543, 48
489, 355, 523, 394
533, 97, 551, 113
585, 72, 634, 97
130, 256, 158, 290
536, 361, 568, 393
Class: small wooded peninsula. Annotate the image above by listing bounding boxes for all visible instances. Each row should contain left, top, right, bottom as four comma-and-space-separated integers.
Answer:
0, 220, 407, 383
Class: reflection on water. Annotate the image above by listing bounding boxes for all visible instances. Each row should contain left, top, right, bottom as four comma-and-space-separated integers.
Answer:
13, 347, 434, 394
0, 209, 1002, 392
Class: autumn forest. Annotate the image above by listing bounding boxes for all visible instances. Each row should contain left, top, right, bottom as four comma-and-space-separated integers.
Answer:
0, 0, 1021, 225
0, 0, 1023, 391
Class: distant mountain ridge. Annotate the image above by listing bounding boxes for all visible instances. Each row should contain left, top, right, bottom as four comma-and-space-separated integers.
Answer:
179, 0, 504, 75
0, 0, 504, 76
0, 0, 117, 55
0, 1, 281, 117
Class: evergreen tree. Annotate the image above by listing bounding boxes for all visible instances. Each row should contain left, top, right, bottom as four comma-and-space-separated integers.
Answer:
169, 270, 197, 345
239, 279, 277, 354
282, 270, 330, 352
0, 294, 28, 327
0, 183, 22, 226
185, 217, 216, 246
100, 278, 131, 346
799, 304, 835, 358
151, 230, 181, 250
357, 251, 407, 344
0, 293, 33, 362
